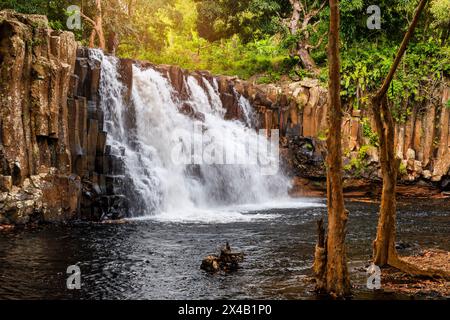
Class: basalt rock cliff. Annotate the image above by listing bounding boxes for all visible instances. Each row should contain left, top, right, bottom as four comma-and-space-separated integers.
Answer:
228, 76, 450, 197
0, 11, 127, 224
1, 11, 449, 224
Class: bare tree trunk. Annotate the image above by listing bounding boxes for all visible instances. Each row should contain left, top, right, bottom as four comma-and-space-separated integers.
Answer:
86, 0, 106, 50
372, 97, 400, 266
371, 0, 428, 266
297, 45, 318, 73
128, 0, 134, 16
95, 0, 106, 50
288, 0, 322, 75
370, 0, 449, 280
89, 29, 97, 48
314, 0, 350, 298
289, 0, 301, 34
108, 32, 119, 55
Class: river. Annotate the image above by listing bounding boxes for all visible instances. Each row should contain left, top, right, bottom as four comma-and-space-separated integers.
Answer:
0, 199, 448, 300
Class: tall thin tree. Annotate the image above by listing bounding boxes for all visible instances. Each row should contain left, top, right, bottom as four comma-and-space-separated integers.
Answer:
371, 0, 428, 267
314, 0, 351, 297
371, 0, 448, 279
288, 0, 327, 75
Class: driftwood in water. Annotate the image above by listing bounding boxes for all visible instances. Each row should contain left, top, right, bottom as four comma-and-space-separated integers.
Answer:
313, 218, 327, 290
201, 242, 244, 273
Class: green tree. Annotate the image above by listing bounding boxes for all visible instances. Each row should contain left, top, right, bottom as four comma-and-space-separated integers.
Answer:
195, 0, 291, 42
430, 0, 450, 43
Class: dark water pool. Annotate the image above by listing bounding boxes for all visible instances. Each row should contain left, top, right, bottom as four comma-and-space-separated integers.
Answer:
0, 199, 448, 300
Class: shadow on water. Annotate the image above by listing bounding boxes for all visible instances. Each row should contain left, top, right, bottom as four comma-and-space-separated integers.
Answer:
0, 199, 448, 300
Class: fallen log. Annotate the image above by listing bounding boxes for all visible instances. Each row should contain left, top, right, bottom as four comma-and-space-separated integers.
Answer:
201, 242, 244, 273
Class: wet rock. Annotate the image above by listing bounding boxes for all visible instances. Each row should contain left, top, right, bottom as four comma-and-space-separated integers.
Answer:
215, 72, 448, 191
423, 170, 432, 180
284, 136, 326, 178
0, 172, 81, 225
0, 175, 12, 192
179, 102, 205, 122
0, 11, 80, 224
201, 255, 221, 272
441, 176, 450, 191
118, 58, 133, 102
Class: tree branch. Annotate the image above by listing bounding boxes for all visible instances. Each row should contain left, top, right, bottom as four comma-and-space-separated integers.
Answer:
80, 11, 96, 26
310, 0, 327, 20
305, 32, 326, 50
374, 0, 428, 101
289, 0, 302, 35
300, 0, 327, 33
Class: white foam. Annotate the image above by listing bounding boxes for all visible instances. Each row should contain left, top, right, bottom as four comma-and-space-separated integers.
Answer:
128, 198, 325, 224
226, 198, 326, 213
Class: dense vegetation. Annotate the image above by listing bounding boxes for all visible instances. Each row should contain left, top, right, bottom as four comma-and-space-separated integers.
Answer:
1, 0, 449, 110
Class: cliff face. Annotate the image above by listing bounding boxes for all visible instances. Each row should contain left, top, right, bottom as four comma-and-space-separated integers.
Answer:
0, 11, 80, 224
227, 77, 450, 196
0, 12, 127, 224
1, 12, 448, 224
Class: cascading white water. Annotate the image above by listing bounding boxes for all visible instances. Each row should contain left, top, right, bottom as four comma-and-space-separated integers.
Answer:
97, 51, 301, 222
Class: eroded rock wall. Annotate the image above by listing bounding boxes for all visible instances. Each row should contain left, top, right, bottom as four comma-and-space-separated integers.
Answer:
212, 74, 450, 195
1, 11, 448, 224
0, 11, 127, 224
0, 11, 81, 224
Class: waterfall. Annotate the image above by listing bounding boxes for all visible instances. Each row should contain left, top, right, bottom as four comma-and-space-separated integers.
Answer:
96, 51, 293, 222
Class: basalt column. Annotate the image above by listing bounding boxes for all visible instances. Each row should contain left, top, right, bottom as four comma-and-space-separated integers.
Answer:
0, 11, 128, 224
71, 48, 129, 221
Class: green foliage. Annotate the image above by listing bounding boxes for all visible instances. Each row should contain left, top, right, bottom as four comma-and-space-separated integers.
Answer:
361, 117, 379, 147
341, 38, 450, 122
317, 130, 328, 141
0, 0, 83, 38
0, 0, 51, 15
194, 0, 291, 42
117, 0, 295, 79
114, 0, 177, 53
339, 0, 421, 44
399, 162, 407, 175
2, 0, 449, 96
344, 145, 371, 176
430, 0, 450, 27
121, 25, 292, 80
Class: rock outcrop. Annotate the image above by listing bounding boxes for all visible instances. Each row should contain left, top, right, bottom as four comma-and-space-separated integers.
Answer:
0, 11, 81, 224
218, 76, 450, 196
72, 48, 129, 221
201, 243, 244, 273
0, 11, 127, 224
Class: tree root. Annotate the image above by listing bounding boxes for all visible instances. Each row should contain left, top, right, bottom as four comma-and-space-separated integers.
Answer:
387, 253, 450, 280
